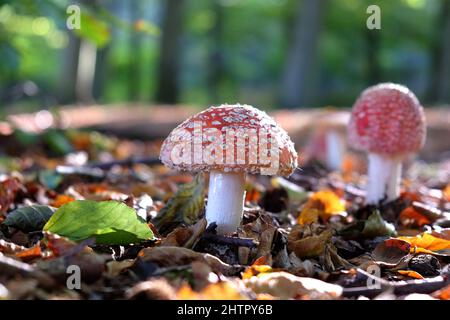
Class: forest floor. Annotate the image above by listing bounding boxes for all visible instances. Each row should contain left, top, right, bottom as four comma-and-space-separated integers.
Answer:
0, 106, 449, 300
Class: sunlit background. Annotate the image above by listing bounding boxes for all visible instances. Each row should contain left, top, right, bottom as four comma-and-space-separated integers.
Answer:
0, 0, 449, 113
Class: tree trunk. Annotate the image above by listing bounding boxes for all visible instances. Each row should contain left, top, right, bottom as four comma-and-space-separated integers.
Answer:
208, 0, 225, 104
428, 0, 450, 103
128, 0, 142, 101
365, 28, 381, 85
280, 0, 326, 108
58, 31, 80, 104
155, 0, 185, 104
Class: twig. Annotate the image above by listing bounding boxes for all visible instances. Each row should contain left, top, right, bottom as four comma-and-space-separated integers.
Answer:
342, 268, 450, 298
201, 233, 258, 248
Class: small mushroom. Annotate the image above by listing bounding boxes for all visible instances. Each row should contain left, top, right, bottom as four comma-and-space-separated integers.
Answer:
308, 110, 349, 171
160, 104, 298, 234
348, 83, 426, 204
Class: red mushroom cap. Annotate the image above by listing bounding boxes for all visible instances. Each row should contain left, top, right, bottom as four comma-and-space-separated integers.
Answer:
348, 83, 426, 156
160, 104, 298, 176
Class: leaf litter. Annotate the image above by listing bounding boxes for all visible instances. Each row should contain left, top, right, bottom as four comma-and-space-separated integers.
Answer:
0, 127, 449, 300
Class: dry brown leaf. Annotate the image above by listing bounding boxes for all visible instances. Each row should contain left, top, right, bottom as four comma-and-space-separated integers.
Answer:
288, 224, 333, 258
160, 218, 206, 248
244, 271, 342, 300
372, 238, 411, 267
106, 259, 135, 277
137, 246, 241, 276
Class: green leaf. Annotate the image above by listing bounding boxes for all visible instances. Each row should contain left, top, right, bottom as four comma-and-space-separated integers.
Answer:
153, 174, 205, 234
43, 130, 73, 156
74, 12, 110, 48
39, 170, 63, 190
43, 200, 154, 245
339, 210, 397, 239
362, 210, 397, 238
4, 205, 56, 232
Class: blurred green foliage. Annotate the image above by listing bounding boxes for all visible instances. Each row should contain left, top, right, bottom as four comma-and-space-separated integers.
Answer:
0, 0, 447, 111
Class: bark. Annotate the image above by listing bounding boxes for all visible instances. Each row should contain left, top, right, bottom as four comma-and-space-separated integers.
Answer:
280, 0, 326, 108
208, 0, 225, 104
128, 0, 143, 101
155, 0, 185, 104
365, 28, 381, 85
428, 0, 450, 103
58, 31, 81, 104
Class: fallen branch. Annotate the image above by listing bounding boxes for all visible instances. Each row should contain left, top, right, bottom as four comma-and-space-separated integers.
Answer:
201, 233, 258, 248
342, 268, 450, 298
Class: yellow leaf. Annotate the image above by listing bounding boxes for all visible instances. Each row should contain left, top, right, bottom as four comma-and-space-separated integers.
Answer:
298, 208, 320, 225
242, 265, 273, 280
297, 190, 345, 225
398, 270, 424, 279
444, 184, 450, 202
177, 282, 247, 300
398, 232, 450, 253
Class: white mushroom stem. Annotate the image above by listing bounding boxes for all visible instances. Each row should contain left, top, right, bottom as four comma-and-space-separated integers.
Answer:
205, 171, 246, 235
366, 153, 402, 204
325, 130, 345, 171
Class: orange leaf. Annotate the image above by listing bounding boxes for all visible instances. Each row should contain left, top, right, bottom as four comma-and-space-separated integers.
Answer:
297, 208, 320, 225
242, 265, 273, 280
397, 232, 450, 253
177, 282, 246, 300
297, 190, 345, 225
432, 284, 450, 300
50, 194, 75, 208
399, 207, 431, 227
444, 184, 450, 202
15, 245, 42, 262
398, 270, 424, 279
252, 256, 267, 266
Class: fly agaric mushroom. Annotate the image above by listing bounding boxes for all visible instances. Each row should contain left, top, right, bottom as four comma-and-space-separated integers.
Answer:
308, 111, 349, 171
348, 83, 426, 204
160, 104, 298, 234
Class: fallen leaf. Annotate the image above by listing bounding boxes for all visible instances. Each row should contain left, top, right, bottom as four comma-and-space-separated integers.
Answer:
160, 218, 206, 248
137, 246, 241, 276
298, 190, 345, 224
340, 210, 396, 239
44, 200, 154, 245
15, 245, 42, 262
0, 239, 28, 255
432, 284, 450, 300
397, 231, 450, 255
0, 178, 24, 215
153, 174, 205, 234
244, 271, 342, 299
4, 205, 56, 232
397, 270, 424, 279
106, 259, 135, 277
50, 195, 75, 208
372, 238, 411, 267
288, 224, 333, 258
125, 278, 177, 300
444, 184, 450, 202
177, 281, 246, 300
242, 264, 274, 280
399, 207, 431, 228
